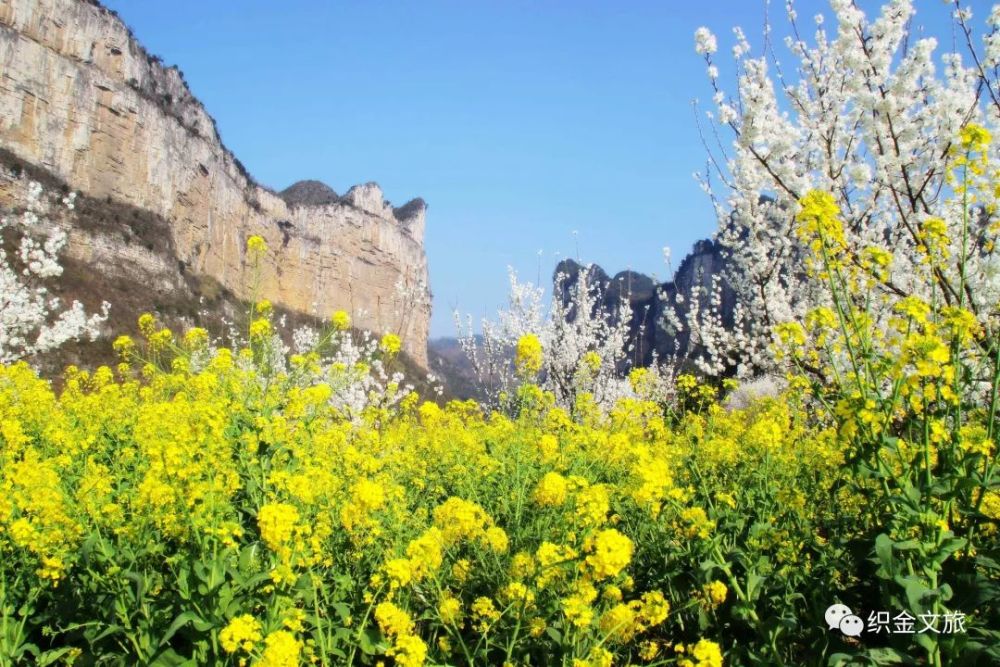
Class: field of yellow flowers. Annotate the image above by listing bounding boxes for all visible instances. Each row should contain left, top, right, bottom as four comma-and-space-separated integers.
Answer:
2, 302, 995, 666
0, 338, 845, 667
4, 154, 1000, 665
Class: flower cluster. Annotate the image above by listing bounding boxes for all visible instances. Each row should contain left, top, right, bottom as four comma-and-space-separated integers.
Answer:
456, 265, 652, 413
0, 328, 931, 664
687, 1, 1000, 380
0, 180, 108, 362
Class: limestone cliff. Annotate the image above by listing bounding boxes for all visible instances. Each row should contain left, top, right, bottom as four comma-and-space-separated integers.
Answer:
0, 0, 431, 365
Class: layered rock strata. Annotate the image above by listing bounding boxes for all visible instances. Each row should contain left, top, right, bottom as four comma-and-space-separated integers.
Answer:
0, 0, 430, 365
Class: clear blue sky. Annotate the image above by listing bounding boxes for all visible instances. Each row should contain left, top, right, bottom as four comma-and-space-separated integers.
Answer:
102, 1, 956, 337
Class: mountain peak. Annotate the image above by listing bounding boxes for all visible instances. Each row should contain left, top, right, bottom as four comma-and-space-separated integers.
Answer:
278, 180, 339, 207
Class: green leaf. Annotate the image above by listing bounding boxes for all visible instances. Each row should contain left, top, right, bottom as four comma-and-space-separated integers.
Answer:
87, 623, 125, 643
901, 577, 933, 613
745, 571, 764, 601
148, 647, 197, 667
176, 568, 191, 600
238, 545, 258, 572
17, 643, 40, 658
358, 627, 383, 656
158, 611, 210, 648
975, 555, 1000, 571
913, 631, 937, 654
875, 533, 894, 568
892, 540, 921, 551
864, 647, 909, 665
931, 537, 967, 566
332, 603, 352, 623
36, 647, 79, 666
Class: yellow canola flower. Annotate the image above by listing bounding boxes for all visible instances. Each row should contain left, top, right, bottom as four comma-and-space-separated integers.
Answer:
376, 601, 415, 637
183, 327, 209, 348
249, 318, 272, 341
352, 479, 386, 512
433, 496, 492, 545
795, 190, 846, 254
471, 596, 501, 633
406, 527, 445, 580
484, 526, 509, 553
639, 640, 660, 661
471, 596, 500, 621
959, 123, 991, 151
599, 602, 639, 642
380, 333, 402, 355
257, 503, 300, 552
573, 646, 614, 667
534, 471, 569, 506
581, 350, 601, 374
383, 558, 413, 589
585, 528, 634, 580
138, 312, 156, 336
639, 590, 671, 626
247, 234, 268, 255
562, 586, 596, 628
702, 580, 728, 607
677, 638, 724, 667
536, 433, 560, 463
438, 595, 463, 626
11, 290, 999, 667
257, 630, 301, 667
515, 334, 543, 376
389, 633, 428, 667
331, 310, 351, 330
575, 483, 611, 527
112, 335, 135, 359
678, 506, 716, 540
219, 614, 262, 654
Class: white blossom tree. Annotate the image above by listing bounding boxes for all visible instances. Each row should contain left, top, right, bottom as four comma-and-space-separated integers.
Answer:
684, 0, 1000, 377
456, 265, 641, 412
0, 181, 108, 363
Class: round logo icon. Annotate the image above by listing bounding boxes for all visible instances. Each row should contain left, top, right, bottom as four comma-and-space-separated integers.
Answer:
825, 603, 853, 631
839, 614, 864, 637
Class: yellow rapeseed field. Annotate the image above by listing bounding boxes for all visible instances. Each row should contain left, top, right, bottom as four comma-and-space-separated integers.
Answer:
3, 126, 1000, 665
0, 332, 862, 665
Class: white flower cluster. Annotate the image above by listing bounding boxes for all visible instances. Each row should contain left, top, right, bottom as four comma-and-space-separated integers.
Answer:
456, 266, 643, 412
695, 27, 718, 55
0, 180, 108, 363
688, 0, 1000, 377
292, 326, 414, 421
186, 316, 421, 425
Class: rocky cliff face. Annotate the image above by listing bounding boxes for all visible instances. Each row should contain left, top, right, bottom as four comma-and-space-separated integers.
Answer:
554, 239, 738, 369
0, 0, 431, 365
